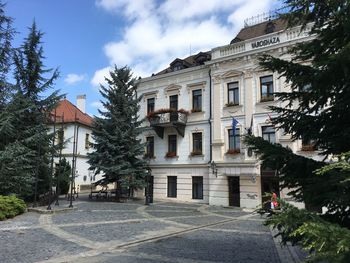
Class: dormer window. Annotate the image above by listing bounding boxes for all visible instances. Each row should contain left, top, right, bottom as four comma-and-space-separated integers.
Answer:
194, 52, 211, 65
265, 21, 275, 34
173, 63, 183, 71
170, 58, 191, 72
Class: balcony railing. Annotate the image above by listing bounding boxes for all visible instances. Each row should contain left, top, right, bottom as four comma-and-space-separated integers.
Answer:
147, 109, 188, 138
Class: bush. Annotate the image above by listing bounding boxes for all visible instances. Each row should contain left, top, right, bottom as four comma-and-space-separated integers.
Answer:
0, 195, 26, 220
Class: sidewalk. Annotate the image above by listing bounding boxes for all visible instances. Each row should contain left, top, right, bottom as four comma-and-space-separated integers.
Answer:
270, 227, 308, 263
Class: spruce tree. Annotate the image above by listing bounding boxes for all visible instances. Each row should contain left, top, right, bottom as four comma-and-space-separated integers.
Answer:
0, 1, 14, 109
244, 1, 350, 261
88, 66, 147, 198
53, 157, 71, 195
0, 1, 15, 150
0, 22, 62, 199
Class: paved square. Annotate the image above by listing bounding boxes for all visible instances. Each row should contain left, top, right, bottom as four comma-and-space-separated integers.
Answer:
0, 196, 296, 262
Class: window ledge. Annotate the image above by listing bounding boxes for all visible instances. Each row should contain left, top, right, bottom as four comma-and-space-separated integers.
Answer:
225, 149, 242, 158
223, 104, 242, 110
190, 110, 205, 114
165, 155, 179, 160
256, 99, 275, 105
189, 154, 204, 159
143, 155, 156, 160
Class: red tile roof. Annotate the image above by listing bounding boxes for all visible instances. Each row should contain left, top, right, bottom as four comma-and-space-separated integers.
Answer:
53, 99, 93, 127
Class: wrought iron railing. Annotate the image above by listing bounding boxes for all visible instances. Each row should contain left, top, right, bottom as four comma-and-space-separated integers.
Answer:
148, 112, 187, 126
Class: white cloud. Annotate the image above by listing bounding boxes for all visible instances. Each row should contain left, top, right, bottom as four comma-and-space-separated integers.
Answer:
90, 101, 103, 109
90, 66, 112, 88
93, 0, 274, 81
64, 73, 86, 85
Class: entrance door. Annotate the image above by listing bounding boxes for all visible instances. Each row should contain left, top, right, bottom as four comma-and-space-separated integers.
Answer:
228, 177, 240, 207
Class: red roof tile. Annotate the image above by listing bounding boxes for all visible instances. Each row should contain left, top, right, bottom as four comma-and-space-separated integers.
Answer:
53, 99, 93, 127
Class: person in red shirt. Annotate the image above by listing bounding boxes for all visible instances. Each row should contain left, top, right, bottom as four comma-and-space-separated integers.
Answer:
271, 192, 278, 209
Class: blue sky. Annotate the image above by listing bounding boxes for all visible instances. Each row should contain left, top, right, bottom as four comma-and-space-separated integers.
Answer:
6, 0, 280, 116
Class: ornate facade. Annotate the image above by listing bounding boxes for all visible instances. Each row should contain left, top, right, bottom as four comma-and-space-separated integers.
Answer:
137, 19, 317, 208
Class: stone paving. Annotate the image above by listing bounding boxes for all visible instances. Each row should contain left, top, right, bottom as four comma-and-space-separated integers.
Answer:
0, 196, 302, 263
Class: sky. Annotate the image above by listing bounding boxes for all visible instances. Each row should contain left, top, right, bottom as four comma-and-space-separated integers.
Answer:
5, 0, 280, 116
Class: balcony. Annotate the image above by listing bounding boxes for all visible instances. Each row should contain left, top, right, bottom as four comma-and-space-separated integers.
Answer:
147, 109, 188, 138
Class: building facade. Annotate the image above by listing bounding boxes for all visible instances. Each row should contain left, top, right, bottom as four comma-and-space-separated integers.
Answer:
138, 19, 317, 208
52, 95, 101, 191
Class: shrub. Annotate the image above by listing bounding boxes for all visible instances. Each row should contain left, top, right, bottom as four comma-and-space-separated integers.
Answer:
0, 195, 26, 220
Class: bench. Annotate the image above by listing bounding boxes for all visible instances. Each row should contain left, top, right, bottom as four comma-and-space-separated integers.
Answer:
88, 190, 108, 199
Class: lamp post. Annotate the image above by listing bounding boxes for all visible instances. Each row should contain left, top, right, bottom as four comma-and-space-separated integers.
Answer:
145, 166, 152, 205
210, 160, 218, 177
47, 110, 57, 210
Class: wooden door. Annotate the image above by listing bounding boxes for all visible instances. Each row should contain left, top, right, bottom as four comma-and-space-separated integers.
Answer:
228, 177, 240, 207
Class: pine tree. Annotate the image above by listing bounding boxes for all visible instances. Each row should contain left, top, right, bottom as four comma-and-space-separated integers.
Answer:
88, 66, 147, 199
245, 1, 350, 261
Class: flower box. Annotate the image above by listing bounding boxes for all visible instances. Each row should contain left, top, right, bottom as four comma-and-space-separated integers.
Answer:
191, 108, 202, 113
165, 152, 177, 158
226, 149, 241, 155
190, 150, 203, 156
301, 144, 316, 151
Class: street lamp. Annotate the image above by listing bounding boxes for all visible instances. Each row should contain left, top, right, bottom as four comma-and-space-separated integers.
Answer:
210, 161, 218, 177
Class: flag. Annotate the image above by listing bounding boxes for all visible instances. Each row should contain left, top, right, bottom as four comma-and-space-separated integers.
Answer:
232, 117, 238, 136
247, 116, 253, 135
267, 112, 273, 122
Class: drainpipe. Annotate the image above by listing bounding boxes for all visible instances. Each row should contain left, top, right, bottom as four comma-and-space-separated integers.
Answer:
208, 69, 212, 162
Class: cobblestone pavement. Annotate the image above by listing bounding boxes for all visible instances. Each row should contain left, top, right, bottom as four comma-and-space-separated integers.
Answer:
0, 196, 300, 263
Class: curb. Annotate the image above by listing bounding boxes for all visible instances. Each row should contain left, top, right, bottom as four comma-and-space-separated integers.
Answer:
270, 227, 304, 263
27, 207, 78, 214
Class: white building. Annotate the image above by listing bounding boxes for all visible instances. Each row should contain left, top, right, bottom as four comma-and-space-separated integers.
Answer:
138, 18, 317, 208
52, 95, 101, 191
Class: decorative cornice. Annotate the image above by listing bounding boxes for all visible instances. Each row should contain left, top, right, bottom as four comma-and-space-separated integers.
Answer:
142, 91, 159, 101
164, 84, 181, 97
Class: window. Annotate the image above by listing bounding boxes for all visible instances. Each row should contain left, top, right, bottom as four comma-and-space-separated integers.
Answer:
146, 136, 154, 158
227, 82, 239, 105
173, 62, 183, 71
265, 21, 275, 34
192, 89, 202, 112
192, 132, 202, 155
167, 135, 177, 157
228, 128, 240, 153
262, 126, 275, 143
147, 98, 155, 114
169, 95, 178, 110
57, 129, 64, 148
169, 95, 179, 122
260, 75, 274, 102
167, 176, 177, 197
192, 176, 203, 199
301, 137, 316, 151
85, 133, 90, 149
299, 84, 311, 92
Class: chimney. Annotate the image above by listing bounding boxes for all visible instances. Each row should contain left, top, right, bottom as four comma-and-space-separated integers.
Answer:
76, 94, 86, 113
